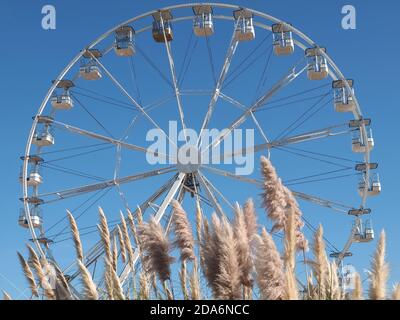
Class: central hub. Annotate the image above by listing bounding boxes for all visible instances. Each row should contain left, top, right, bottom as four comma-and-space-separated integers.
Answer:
176, 144, 201, 173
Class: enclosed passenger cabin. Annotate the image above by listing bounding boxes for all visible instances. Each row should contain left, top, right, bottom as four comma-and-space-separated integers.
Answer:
353, 220, 375, 243
333, 79, 356, 113
233, 9, 255, 41
272, 23, 294, 56
19, 156, 44, 187
152, 10, 174, 43
358, 172, 381, 197
32, 128, 55, 147
352, 128, 374, 153
193, 5, 214, 37
18, 207, 42, 229
80, 49, 102, 80
306, 47, 329, 80
51, 80, 74, 110
115, 26, 135, 57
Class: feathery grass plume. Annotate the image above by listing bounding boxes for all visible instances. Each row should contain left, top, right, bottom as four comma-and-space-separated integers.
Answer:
305, 274, 317, 300
2, 291, 12, 300
27, 245, 56, 300
179, 261, 189, 300
77, 260, 98, 300
214, 215, 241, 300
103, 257, 114, 300
171, 200, 195, 261
136, 206, 143, 225
151, 272, 162, 300
200, 214, 222, 296
233, 203, 254, 290
195, 201, 203, 244
53, 263, 73, 300
254, 228, 286, 300
17, 252, 39, 298
190, 260, 201, 300
311, 225, 329, 300
98, 207, 112, 264
352, 273, 363, 300
112, 236, 118, 272
139, 217, 174, 282
392, 284, 400, 300
243, 198, 258, 242
260, 156, 287, 232
138, 271, 150, 300
110, 262, 125, 300
120, 212, 135, 273
326, 261, 341, 300
283, 187, 309, 252
127, 209, 141, 248
116, 225, 127, 264
67, 210, 83, 262
283, 206, 298, 300
163, 281, 173, 300
368, 230, 389, 300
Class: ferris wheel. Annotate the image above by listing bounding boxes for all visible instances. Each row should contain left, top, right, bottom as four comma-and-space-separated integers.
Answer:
20, 3, 380, 290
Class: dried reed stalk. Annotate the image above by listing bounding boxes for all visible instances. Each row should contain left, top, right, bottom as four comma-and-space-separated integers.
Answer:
260, 156, 287, 232
392, 284, 400, 300
311, 225, 329, 299
17, 252, 39, 297
116, 225, 127, 264
77, 260, 98, 300
368, 230, 389, 300
190, 259, 201, 300
139, 217, 174, 282
283, 206, 298, 300
179, 261, 189, 300
98, 207, 112, 264
171, 200, 195, 261
233, 203, 254, 289
352, 273, 363, 300
2, 291, 12, 300
67, 210, 83, 261
243, 198, 258, 242
254, 228, 285, 300
138, 271, 150, 300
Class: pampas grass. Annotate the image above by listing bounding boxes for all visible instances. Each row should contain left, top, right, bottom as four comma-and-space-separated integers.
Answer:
283, 206, 298, 300
139, 217, 174, 282
243, 199, 258, 242
17, 252, 39, 298
392, 284, 400, 300
311, 225, 329, 300
116, 225, 127, 264
77, 259, 98, 300
98, 207, 112, 264
352, 273, 363, 300
233, 203, 253, 290
254, 228, 285, 300
189, 260, 201, 300
368, 230, 389, 300
171, 200, 195, 262
67, 210, 83, 262
260, 156, 287, 232
2, 291, 12, 300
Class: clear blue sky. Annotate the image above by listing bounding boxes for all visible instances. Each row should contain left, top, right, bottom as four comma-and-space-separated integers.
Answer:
0, 0, 399, 298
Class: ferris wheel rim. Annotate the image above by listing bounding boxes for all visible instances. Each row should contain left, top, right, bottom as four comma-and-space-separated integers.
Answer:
21, 2, 373, 276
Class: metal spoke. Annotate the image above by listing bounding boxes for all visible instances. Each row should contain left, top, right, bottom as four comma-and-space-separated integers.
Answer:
87, 51, 178, 149
197, 22, 239, 146
50, 119, 173, 162
201, 64, 307, 155
37, 166, 177, 203
212, 123, 350, 163
119, 172, 186, 284
200, 173, 235, 211
160, 16, 188, 142
201, 165, 353, 214
196, 171, 225, 217
65, 175, 179, 279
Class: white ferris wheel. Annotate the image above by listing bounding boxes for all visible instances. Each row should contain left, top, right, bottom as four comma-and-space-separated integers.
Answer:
19, 3, 380, 291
